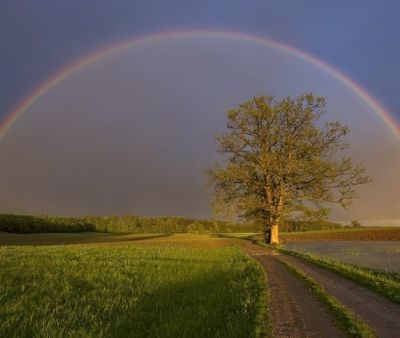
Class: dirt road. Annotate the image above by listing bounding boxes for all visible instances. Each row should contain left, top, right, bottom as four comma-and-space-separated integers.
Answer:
278, 253, 400, 338
242, 242, 400, 337
241, 242, 345, 337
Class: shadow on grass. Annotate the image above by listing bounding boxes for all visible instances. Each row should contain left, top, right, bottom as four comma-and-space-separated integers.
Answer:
0, 265, 260, 337
110, 270, 258, 338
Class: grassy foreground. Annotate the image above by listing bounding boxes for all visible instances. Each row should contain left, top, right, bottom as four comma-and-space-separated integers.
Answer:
0, 245, 265, 338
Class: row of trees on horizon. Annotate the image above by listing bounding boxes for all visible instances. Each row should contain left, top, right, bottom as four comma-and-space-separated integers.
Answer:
0, 213, 346, 234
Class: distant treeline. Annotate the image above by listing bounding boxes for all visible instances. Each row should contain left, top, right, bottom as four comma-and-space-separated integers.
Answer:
0, 214, 257, 234
280, 219, 343, 232
0, 213, 343, 234
83, 215, 258, 234
0, 214, 95, 233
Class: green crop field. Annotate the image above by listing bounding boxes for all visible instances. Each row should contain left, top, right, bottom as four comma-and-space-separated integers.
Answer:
0, 244, 265, 338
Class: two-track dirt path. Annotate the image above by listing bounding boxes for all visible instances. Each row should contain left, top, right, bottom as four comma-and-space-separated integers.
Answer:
241, 242, 345, 337
278, 253, 400, 338
241, 241, 400, 338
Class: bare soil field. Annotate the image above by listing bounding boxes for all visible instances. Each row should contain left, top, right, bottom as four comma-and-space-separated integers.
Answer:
281, 227, 400, 242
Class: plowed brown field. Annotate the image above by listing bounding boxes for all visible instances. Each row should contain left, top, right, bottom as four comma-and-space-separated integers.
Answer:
281, 227, 400, 242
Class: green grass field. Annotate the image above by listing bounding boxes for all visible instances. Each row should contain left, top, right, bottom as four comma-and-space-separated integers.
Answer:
0, 232, 240, 247
0, 244, 265, 338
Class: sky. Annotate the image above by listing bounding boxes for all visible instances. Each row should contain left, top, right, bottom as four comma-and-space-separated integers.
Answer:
0, 1, 399, 222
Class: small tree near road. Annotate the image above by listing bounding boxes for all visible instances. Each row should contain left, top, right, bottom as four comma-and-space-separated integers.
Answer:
206, 94, 371, 244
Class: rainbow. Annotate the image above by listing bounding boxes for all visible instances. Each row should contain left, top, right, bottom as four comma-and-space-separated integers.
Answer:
1, 30, 399, 139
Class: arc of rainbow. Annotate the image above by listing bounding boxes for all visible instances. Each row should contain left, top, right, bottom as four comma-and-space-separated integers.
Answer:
1, 30, 399, 139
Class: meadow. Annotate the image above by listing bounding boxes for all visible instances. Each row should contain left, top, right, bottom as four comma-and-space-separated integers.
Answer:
0, 243, 266, 338
0, 232, 238, 247
2, 227, 400, 337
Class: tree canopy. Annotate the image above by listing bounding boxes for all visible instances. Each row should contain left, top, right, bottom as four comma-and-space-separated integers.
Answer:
207, 94, 371, 244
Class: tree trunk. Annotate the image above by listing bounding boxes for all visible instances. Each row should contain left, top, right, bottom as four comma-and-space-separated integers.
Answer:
269, 223, 279, 245
263, 223, 279, 244
264, 227, 271, 244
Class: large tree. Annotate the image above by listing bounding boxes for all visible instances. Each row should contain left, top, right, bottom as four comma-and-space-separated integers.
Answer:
207, 94, 370, 244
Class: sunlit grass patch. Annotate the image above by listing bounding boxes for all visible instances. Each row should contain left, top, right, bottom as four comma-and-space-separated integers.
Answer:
0, 245, 265, 337
0, 232, 240, 248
